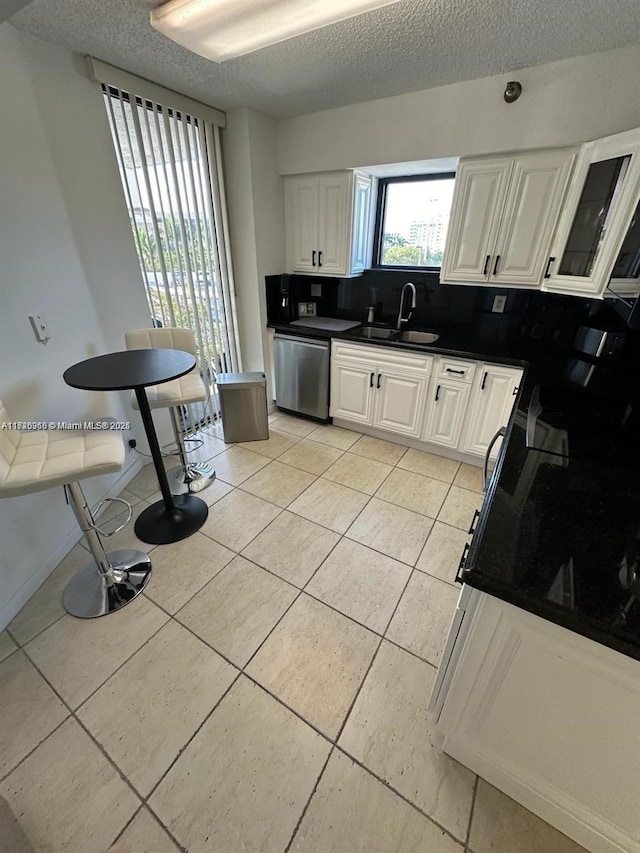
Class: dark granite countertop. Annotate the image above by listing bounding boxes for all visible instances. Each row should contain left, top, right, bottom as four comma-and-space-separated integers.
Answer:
270, 318, 640, 660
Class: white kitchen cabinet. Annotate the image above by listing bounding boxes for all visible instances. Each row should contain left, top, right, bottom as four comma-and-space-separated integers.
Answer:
440, 158, 512, 283
286, 175, 318, 273
330, 358, 376, 424
433, 590, 640, 853
372, 367, 428, 436
608, 197, 640, 295
544, 127, 640, 297
330, 342, 431, 438
423, 378, 471, 449
330, 343, 522, 460
285, 171, 374, 277
463, 363, 523, 458
441, 149, 576, 288
350, 171, 375, 275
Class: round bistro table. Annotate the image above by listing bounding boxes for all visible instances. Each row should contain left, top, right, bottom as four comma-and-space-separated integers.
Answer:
64, 349, 209, 544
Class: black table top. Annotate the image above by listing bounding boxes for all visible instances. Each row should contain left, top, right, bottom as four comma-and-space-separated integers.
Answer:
64, 349, 196, 392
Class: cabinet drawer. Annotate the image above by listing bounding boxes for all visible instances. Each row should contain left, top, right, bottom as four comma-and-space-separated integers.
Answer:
436, 358, 476, 383
332, 341, 432, 373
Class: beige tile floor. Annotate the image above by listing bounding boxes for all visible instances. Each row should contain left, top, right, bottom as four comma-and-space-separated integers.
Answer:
0, 418, 588, 853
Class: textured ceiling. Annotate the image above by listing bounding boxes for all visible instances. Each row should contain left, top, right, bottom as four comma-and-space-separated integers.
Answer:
10, 0, 640, 118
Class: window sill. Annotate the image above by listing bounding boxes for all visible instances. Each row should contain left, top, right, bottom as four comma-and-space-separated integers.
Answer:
369, 265, 442, 274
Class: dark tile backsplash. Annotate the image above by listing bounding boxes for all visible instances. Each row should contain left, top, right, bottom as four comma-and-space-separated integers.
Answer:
282, 269, 633, 349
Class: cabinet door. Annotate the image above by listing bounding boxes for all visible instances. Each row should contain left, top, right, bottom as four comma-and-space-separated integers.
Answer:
318, 173, 351, 276
350, 172, 374, 275
424, 380, 471, 449
440, 158, 512, 283
608, 197, 640, 295
330, 358, 375, 424
491, 150, 576, 287
373, 368, 427, 437
437, 594, 640, 853
286, 176, 319, 273
544, 129, 640, 296
462, 365, 522, 458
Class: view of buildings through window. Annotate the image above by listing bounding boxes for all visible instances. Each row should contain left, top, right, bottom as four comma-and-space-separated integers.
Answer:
379, 176, 455, 267
102, 85, 240, 425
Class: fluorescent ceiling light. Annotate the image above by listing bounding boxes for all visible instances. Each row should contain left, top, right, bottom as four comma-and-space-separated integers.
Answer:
150, 0, 403, 63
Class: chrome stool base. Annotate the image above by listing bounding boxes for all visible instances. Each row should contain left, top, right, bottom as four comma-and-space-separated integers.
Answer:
167, 462, 216, 495
62, 549, 152, 618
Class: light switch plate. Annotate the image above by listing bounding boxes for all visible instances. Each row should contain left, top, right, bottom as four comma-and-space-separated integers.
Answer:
492, 295, 507, 314
311, 283, 322, 297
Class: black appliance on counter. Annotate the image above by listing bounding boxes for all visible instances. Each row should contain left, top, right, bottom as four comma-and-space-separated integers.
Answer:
572, 324, 627, 359
266, 274, 295, 324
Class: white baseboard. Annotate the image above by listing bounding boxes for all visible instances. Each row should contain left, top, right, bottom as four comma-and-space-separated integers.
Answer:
331, 418, 484, 468
0, 455, 144, 632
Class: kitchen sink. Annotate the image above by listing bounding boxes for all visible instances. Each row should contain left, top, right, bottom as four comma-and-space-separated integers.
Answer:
357, 326, 398, 340
396, 330, 441, 344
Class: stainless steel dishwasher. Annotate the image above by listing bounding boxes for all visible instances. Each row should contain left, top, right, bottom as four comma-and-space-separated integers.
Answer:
274, 333, 330, 420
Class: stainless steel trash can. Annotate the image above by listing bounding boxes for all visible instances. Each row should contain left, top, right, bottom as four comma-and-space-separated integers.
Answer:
216, 372, 269, 443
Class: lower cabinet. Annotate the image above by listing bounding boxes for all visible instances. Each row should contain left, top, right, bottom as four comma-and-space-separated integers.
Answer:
330, 342, 432, 438
462, 364, 522, 457
330, 341, 523, 459
373, 368, 428, 435
433, 591, 640, 853
329, 358, 376, 425
423, 380, 471, 449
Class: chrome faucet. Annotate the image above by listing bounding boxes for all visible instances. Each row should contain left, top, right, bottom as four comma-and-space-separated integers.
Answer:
396, 282, 417, 330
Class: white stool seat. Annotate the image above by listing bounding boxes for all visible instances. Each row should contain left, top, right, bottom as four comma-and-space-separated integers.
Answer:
0, 395, 150, 619
0, 426, 124, 498
125, 327, 215, 497
130, 371, 206, 410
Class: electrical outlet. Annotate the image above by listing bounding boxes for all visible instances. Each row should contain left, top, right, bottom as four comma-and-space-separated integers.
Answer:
311, 283, 322, 297
492, 295, 507, 314
28, 314, 50, 343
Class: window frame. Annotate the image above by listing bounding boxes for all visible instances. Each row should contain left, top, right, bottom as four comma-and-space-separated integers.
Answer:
371, 172, 456, 271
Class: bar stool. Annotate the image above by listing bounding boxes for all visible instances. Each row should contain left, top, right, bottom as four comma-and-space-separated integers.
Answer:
0, 397, 151, 618
125, 328, 215, 495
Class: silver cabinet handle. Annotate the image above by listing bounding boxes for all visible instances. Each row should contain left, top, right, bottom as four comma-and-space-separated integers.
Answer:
455, 542, 470, 584
483, 426, 507, 492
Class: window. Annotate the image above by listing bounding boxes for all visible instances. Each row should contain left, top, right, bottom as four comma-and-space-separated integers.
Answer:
373, 173, 456, 269
101, 81, 241, 427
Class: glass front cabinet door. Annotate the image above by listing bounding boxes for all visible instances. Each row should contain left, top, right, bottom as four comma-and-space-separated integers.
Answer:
608, 198, 640, 295
543, 128, 640, 297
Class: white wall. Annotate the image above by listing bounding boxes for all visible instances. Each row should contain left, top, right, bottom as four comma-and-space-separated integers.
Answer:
223, 107, 285, 400
0, 25, 150, 628
277, 44, 640, 175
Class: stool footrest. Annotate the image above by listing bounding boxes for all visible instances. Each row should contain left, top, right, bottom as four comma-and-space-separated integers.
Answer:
89, 497, 132, 537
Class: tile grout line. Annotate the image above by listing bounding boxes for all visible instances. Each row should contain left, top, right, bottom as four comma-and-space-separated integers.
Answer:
0, 710, 71, 786
334, 741, 469, 847
4, 421, 481, 850
141, 672, 243, 808
109, 803, 145, 850
282, 745, 336, 853
464, 774, 480, 853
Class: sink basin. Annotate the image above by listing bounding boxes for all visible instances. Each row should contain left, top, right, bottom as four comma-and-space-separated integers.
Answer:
396, 330, 441, 344
357, 326, 398, 340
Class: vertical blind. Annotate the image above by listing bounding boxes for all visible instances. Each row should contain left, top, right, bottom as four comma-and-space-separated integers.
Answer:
90, 59, 240, 429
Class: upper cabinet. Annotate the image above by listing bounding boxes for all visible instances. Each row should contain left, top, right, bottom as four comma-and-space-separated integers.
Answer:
284, 171, 375, 277
543, 129, 640, 297
609, 199, 640, 295
441, 149, 576, 288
